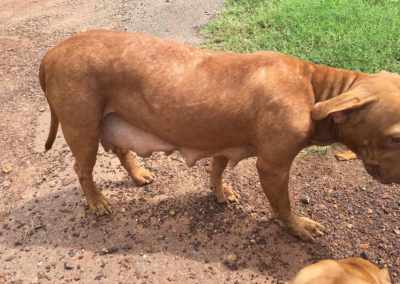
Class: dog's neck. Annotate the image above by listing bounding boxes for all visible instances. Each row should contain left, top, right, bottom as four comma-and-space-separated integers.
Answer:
308, 63, 367, 145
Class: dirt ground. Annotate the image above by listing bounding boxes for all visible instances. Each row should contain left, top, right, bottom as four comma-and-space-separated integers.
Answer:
0, 0, 399, 283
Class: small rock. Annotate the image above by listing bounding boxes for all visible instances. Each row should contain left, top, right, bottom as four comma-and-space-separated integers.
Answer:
64, 262, 74, 270
62, 177, 76, 186
225, 253, 238, 263
300, 196, 310, 205
394, 229, 400, 235
2, 164, 12, 174
121, 208, 126, 213
108, 246, 118, 254
360, 251, 368, 259
5, 255, 14, 261
68, 251, 76, 257
224, 253, 238, 270
367, 208, 373, 214
347, 224, 353, 229
48, 181, 56, 187
169, 210, 176, 216
39, 108, 46, 112
250, 239, 256, 245
358, 243, 370, 250
33, 221, 44, 230
2, 180, 11, 188
100, 246, 118, 255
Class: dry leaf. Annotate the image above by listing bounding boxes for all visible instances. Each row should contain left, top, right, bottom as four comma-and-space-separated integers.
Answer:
334, 151, 357, 161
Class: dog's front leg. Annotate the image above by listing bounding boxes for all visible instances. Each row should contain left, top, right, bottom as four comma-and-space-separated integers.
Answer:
256, 157, 324, 242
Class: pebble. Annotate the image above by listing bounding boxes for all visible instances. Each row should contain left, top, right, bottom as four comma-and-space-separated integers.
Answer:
121, 208, 126, 213
169, 210, 176, 216
100, 246, 118, 255
367, 208, 373, 214
347, 224, 353, 229
2, 180, 11, 187
394, 229, 400, 235
224, 253, 238, 270
64, 262, 74, 270
5, 256, 14, 261
2, 164, 12, 174
300, 196, 310, 205
225, 253, 238, 263
358, 243, 369, 250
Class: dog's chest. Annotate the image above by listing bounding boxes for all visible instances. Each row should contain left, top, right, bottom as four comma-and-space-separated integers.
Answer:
101, 113, 255, 166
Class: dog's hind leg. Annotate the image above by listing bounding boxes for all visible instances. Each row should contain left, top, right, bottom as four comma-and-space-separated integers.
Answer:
113, 148, 155, 185
210, 156, 238, 203
62, 123, 111, 215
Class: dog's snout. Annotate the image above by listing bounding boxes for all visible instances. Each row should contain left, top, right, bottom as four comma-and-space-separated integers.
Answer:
364, 163, 379, 176
363, 162, 392, 184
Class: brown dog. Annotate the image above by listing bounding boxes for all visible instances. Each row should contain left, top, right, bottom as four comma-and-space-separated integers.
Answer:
290, 257, 392, 284
40, 30, 400, 242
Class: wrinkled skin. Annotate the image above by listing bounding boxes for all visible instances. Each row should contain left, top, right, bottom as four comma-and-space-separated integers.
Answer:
312, 71, 400, 185
40, 30, 400, 242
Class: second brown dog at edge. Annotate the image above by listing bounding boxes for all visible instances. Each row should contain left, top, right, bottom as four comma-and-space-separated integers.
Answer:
40, 30, 400, 242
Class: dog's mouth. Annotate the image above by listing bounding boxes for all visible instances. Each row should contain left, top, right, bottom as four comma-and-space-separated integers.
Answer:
363, 163, 392, 184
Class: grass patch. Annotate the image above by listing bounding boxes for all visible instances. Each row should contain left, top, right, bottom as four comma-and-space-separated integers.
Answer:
300, 146, 331, 156
203, 0, 400, 73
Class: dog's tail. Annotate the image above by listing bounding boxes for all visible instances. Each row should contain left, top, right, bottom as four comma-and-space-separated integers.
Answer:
39, 58, 59, 151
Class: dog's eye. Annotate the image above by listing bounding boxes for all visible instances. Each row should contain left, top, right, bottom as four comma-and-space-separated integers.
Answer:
391, 136, 400, 143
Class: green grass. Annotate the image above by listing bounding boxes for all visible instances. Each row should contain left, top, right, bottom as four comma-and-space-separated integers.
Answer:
300, 146, 331, 156
203, 0, 400, 73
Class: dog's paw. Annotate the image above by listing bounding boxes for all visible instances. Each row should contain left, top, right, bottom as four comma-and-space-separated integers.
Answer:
87, 191, 112, 215
282, 215, 324, 242
132, 168, 155, 185
214, 184, 238, 204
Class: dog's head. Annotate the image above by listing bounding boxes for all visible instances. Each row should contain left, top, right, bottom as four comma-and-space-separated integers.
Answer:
312, 71, 400, 184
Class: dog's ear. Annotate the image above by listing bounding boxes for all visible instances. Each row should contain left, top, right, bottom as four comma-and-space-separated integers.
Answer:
311, 89, 376, 123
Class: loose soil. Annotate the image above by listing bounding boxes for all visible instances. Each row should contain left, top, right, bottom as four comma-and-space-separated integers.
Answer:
0, 0, 399, 283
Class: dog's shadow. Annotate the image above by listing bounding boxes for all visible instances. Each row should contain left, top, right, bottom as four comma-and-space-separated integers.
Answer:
1, 172, 336, 281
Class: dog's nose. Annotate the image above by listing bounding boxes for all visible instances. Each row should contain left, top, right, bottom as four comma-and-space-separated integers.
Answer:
364, 163, 380, 177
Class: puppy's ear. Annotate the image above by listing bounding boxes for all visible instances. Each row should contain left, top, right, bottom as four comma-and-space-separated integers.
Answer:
311, 89, 376, 123
378, 268, 392, 284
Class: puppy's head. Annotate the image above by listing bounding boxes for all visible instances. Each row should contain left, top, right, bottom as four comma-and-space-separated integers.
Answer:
312, 71, 400, 184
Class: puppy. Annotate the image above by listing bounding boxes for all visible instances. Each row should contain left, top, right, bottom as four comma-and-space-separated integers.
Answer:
291, 257, 392, 284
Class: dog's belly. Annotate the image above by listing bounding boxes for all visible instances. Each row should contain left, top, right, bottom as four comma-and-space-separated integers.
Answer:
101, 113, 255, 166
